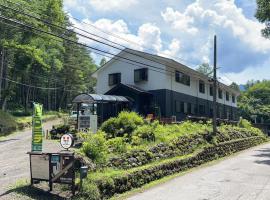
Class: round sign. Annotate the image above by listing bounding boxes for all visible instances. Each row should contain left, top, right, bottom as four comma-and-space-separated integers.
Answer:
60, 134, 74, 150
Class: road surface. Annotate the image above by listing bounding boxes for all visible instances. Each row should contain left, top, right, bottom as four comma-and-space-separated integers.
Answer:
128, 142, 270, 200
0, 119, 63, 195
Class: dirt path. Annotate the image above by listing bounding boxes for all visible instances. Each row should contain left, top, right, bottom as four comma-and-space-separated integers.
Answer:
128, 142, 270, 200
0, 119, 63, 196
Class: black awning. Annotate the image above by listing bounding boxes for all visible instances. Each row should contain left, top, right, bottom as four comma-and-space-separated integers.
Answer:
72, 93, 130, 104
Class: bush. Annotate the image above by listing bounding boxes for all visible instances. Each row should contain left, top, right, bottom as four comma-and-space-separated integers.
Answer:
81, 131, 109, 165
101, 111, 144, 139
133, 124, 156, 143
0, 110, 17, 136
106, 137, 129, 153
79, 181, 101, 200
238, 117, 252, 128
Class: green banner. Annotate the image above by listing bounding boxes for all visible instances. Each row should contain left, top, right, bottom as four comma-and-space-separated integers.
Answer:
32, 103, 43, 152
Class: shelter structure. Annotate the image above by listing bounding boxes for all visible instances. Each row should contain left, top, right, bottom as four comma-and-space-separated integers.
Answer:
72, 93, 130, 126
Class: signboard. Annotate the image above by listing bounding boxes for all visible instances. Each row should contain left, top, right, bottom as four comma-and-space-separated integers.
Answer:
30, 154, 49, 180
60, 134, 74, 150
32, 103, 43, 152
78, 115, 91, 129
90, 114, 98, 133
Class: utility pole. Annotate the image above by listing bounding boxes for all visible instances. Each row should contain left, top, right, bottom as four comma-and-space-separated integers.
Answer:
213, 35, 217, 135
0, 48, 4, 102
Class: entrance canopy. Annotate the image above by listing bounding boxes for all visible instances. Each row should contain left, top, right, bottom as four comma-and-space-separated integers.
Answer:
72, 93, 130, 104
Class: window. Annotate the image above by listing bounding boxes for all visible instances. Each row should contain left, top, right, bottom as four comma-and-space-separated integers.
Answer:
187, 103, 192, 114
218, 89, 223, 99
199, 105, 205, 115
209, 85, 213, 96
199, 80, 205, 93
232, 95, 236, 103
226, 91, 229, 101
180, 102, 185, 113
175, 101, 181, 113
175, 71, 190, 86
108, 73, 121, 86
134, 68, 148, 82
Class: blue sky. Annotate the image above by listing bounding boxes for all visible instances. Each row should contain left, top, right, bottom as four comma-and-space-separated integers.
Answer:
64, 0, 270, 84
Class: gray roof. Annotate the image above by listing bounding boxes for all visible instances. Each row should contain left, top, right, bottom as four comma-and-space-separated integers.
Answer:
72, 93, 129, 103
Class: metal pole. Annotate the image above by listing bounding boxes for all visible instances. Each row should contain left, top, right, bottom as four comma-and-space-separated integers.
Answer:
213, 35, 217, 135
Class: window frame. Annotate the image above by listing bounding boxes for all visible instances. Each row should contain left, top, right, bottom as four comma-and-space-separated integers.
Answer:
218, 89, 223, 99
226, 91, 229, 101
199, 80, 205, 94
232, 95, 236, 103
175, 70, 190, 86
134, 68, 148, 83
108, 73, 121, 86
209, 85, 213, 96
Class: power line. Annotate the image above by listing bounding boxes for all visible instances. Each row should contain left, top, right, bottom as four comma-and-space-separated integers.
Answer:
0, 3, 183, 73
1, 77, 63, 90
0, 4, 234, 88
2, 0, 202, 68
0, 14, 176, 75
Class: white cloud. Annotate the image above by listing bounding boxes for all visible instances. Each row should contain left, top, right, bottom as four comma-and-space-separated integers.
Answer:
223, 59, 270, 84
88, 0, 138, 12
160, 0, 270, 73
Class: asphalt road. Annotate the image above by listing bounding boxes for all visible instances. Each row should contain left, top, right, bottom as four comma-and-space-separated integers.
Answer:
128, 142, 270, 200
0, 119, 63, 196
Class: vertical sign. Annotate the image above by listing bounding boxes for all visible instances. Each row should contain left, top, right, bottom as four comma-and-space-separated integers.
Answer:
32, 103, 43, 152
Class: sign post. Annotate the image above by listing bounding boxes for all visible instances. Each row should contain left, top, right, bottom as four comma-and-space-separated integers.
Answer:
32, 103, 43, 152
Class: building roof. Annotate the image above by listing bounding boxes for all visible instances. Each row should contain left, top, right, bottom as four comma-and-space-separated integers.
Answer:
92, 48, 240, 95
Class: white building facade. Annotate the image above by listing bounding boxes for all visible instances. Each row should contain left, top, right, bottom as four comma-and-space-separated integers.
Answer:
93, 49, 239, 121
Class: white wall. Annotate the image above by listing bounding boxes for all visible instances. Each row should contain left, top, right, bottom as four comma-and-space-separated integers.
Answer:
95, 52, 237, 107
96, 53, 167, 94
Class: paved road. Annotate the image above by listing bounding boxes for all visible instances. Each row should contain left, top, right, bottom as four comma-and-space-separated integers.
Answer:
0, 119, 63, 195
128, 142, 270, 200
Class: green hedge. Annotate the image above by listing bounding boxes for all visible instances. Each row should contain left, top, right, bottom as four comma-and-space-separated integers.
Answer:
80, 136, 266, 199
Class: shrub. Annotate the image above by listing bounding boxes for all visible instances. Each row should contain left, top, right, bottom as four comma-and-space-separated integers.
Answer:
79, 181, 101, 200
106, 137, 129, 153
133, 124, 155, 142
0, 110, 17, 136
81, 131, 109, 165
101, 111, 144, 139
238, 117, 252, 129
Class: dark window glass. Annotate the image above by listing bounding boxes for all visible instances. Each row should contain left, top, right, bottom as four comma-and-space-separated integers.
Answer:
218, 89, 223, 99
109, 73, 121, 86
187, 103, 192, 114
199, 105, 205, 115
199, 80, 205, 93
175, 71, 190, 86
226, 91, 229, 101
134, 68, 148, 82
175, 101, 181, 113
181, 102, 185, 113
209, 85, 213, 96
232, 95, 235, 103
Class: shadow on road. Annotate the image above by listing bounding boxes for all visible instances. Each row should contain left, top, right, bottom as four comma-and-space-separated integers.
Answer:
253, 148, 270, 165
0, 183, 73, 200
0, 139, 19, 143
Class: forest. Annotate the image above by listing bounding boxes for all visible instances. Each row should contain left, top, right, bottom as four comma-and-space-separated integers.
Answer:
0, 0, 97, 113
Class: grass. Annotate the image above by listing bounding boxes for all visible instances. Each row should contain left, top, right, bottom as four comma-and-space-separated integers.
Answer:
88, 144, 209, 182
111, 141, 270, 200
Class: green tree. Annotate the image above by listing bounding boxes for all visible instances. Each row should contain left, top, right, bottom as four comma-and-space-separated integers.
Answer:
99, 57, 107, 67
238, 80, 270, 123
229, 82, 240, 92
255, 0, 270, 38
196, 63, 213, 77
